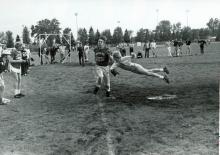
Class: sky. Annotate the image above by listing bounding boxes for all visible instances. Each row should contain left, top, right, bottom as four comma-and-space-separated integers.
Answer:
0, 0, 220, 38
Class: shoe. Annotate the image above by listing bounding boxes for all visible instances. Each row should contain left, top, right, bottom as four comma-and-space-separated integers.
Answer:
14, 94, 21, 98
163, 66, 169, 74
18, 93, 25, 97
93, 87, 99, 94
106, 91, 110, 97
163, 75, 170, 84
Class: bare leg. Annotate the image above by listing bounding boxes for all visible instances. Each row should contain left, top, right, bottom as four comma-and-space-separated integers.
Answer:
148, 68, 164, 73
134, 64, 164, 79
0, 76, 4, 104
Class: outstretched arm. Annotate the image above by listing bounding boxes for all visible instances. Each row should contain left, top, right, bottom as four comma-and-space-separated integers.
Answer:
110, 62, 119, 76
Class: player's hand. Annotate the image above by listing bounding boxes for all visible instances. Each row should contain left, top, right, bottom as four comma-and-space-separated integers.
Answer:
111, 69, 119, 76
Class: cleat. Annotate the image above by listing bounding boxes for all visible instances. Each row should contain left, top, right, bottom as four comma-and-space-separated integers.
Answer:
163, 75, 170, 84
93, 87, 99, 94
106, 91, 110, 97
18, 93, 25, 97
163, 66, 169, 74
14, 94, 21, 98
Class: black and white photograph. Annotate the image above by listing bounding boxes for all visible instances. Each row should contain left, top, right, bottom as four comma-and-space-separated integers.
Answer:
0, 0, 219, 154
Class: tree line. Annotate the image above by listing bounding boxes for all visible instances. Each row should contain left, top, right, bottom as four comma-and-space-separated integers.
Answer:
0, 17, 220, 48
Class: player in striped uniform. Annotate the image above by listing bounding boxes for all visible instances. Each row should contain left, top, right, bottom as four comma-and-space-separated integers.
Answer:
93, 36, 114, 97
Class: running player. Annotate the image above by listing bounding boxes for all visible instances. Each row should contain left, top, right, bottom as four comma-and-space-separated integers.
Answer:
93, 36, 114, 97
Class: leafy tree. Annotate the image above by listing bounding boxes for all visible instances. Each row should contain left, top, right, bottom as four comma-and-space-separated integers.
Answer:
144, 29, 150, 41
16, 35, 21, 42
136, 28, 145, 42
206, 18, 219, 36
78, 28, 88, 45
95, 30, 101, 44
181, 27, 192, 41
216, 24, 220, 41
172, 22, 182, 40
62, 27, 72, 46
31, 18, 61, 46
88, 27, 95, 46
0, 32, 6, 43
6, 31, 14, 48
156, 20, 172, 41
199, 28, 210, 39
22, 26, 31, 44
123, 29, 130, 43
101, 29, 112, 44
191, 29, 200, 40
112, 27, 123, 44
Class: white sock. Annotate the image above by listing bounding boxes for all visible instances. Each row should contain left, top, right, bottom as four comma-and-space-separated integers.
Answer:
159, 75, 164, 79
18, 89, 21, 94
14, 89, 19, 95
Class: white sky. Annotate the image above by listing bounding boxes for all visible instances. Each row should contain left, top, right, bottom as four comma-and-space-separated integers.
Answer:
0, 0, 219, 38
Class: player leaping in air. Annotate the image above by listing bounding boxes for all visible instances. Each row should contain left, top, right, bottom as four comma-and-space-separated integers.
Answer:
110, 51, 170, 84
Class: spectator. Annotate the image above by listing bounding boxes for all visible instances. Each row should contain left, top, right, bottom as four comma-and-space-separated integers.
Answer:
77, 42, 84, 66
150, 40, 157, 57
198, 40, 207, 55
143, 41, 150, 58
84, 43, 90, 62
9, 42, 26, 98
186, 40, 191, 55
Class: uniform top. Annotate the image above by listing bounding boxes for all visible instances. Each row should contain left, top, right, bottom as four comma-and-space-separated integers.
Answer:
186, 40, 191, 45
84, 45, 89, 51
10, 49, 22, 69
77, 46, 84, 54
94, 47, 111, 66
199, 40, 206, 47
173, 40, 179, 46
150, 42, 157, 48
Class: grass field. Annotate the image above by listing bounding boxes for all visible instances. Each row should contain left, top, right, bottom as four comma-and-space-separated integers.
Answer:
0, 42, 219, 155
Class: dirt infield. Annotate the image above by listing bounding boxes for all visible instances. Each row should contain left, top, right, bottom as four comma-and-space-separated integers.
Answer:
0, 43, 219, 155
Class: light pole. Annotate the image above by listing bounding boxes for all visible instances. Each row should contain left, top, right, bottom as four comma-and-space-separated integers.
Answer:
117, 20, 120, 27
74, 12, 78, 40
156, 9, 159, 26
186, 9, 190, 27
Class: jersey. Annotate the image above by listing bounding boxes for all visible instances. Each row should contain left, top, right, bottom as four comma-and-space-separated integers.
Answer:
77, 46, 84, 55
186, 41, 191, 45
10, 49, 22, 69
94, 47, 111, 66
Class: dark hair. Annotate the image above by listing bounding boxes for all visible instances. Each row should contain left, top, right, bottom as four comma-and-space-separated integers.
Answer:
99, 36, 107, 42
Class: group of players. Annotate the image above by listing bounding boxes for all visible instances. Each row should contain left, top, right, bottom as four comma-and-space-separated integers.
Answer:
141, 39, 207, 58
0, 36, 171, 104
0, 35, 210, 103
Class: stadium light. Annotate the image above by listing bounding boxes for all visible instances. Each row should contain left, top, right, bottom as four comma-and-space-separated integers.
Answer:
74, 12, 78, 39
156, 9, 159, 26
186, 9, 190, 27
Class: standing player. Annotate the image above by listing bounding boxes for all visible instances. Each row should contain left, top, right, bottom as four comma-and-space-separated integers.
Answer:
0, 44, 10, 105
186, 40, 191, 55
143, 41, 150, 58
150, 40, 157, 57
110, 51, 170, 84
9, 42, 26, 98
166, 41, 172, 57
198, 40, 207, 55
178, 40, 183, 56
173, 39, 179, 57
77, 42, 84, 66
93, 36, 113, 97
84, 43, 90, 62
